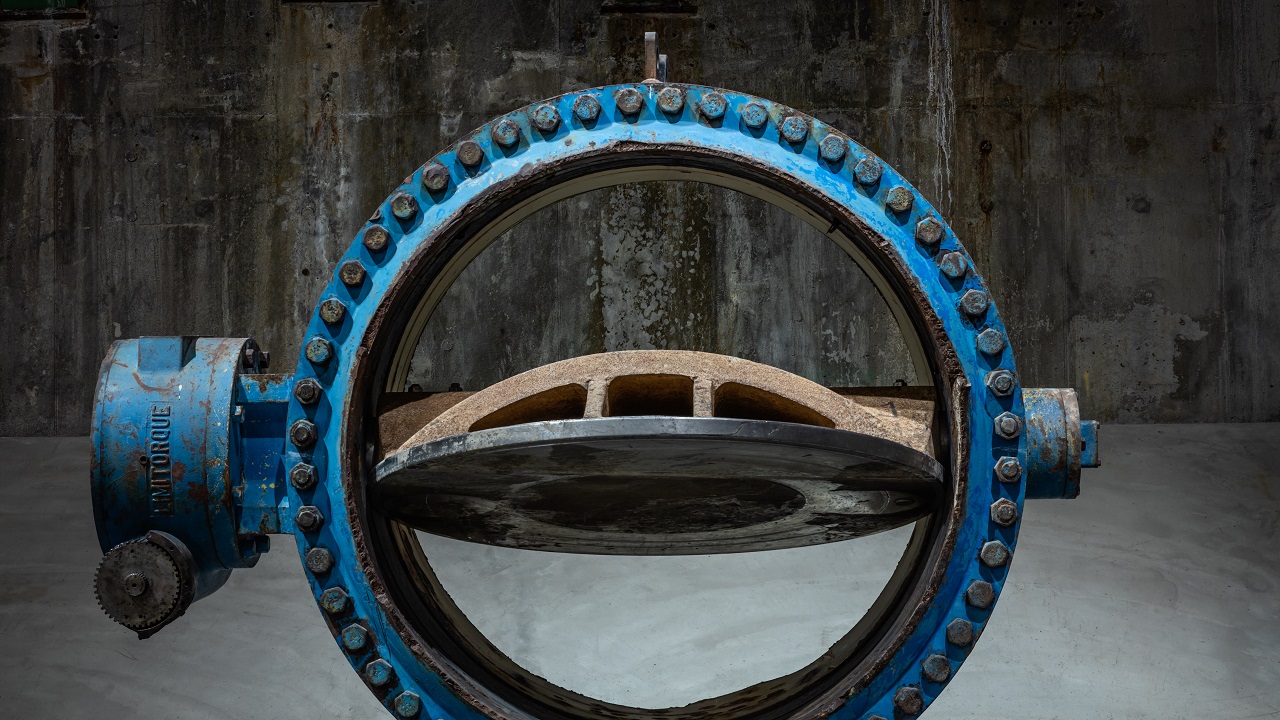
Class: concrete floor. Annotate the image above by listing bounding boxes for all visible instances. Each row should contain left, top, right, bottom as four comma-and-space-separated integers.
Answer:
2, 424, 1278, 719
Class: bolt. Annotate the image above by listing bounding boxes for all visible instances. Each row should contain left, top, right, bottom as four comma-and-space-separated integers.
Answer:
854, 157, 882, 185
320, 587, 350, 614
615, 87, 644, 116
894, 686, 923, 716
290, 419, 318, 449
994, 411, 1022, 439
946, 617, 974, 646
305, 336, 333, 365
991, 498, 1018, 527
293, 378, 322, 405
741, 102, 768, 129
456, 140, 484, 168
390, 193, 417, 220
241, 346, 259, 370
915, 217, 944, 245
656, 87, 684, 114
339, 259, 366, 287
984, 369, 1016, 397
886, 186, 914, 213
980, 540, 1010, 568
306, 547, 334, 574
341, 624, 369, 652
531, 103, 561, 133
421, 163, 450, 193
490, 117, 521, 148
290, 462, 318, 490
994, 456, 1022, 482
394, 691, 422, 718
122, 572, 148, 598
939, 251, 968, 279
363, 225, 389, 252
697, 91, 726, 120
295, 505, 324, 532
976, 327, 1006, 355
922, 653, 951, 684
366, 659, 395, 687
967, 579, 996, 608
780, 115, 809, 144
573, 94, 601, 122
960, 289, 990, 317
818, 134, 847, 163
319, 298, 346, 325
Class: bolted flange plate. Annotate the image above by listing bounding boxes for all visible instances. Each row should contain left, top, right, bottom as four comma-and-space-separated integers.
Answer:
372, 417, 943, 555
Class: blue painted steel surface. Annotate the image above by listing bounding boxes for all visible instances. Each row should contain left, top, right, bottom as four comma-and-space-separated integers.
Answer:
90, 82, 1100, 718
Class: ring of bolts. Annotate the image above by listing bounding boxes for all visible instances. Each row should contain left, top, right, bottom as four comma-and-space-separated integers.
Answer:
280, 85, 1025, 719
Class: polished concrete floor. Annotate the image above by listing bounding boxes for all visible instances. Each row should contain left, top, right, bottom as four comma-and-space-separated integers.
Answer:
2, 424, 1278, 719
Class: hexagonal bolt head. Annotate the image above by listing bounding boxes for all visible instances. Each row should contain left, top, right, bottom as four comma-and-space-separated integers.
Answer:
390, 193, 418, 220
697, 91, 726, 120
456, 140, 485, 168
305, 547, 334, 574
854, 157, 882, 185
960, 289, 990, 317
614, 88, 645, 116
915, 217, 944, 245
976, 327, 1007, 356
490, 118, 521, 148
319, 298, 346, 325
966, 579, 996, 609
946, 617, 974, 646
984, 368, 1016, 397
320, 587, 351, 615
341, 623, 369, 652
656, 87, 685, 115
886, 186, 914, 213
994, 455, 1022, 482
339, 260, 366, 287
741, 102, 768, 129
305, 336, 333, 365
290, 419, 318, 449
295, 505, 325, 533
818, 134, 847, 163
921, 653, 951, 684
363, 225, 390, 252
421, 163, 450, 193
394, 691, 422, 718
980, 540, 1011, 568
938, 251, 968, 279
365, 658, 395, 687
894, 685, 923, 715
994, 411, 1023, 439
780, 115, 809, 144
573, 94, 601, 122
990, 498, 1019, 527
530, 103, 561, 133
293, 378, 322, 405
290, 462, 318, 490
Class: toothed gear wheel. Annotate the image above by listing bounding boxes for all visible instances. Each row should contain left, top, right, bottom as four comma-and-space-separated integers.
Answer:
94, 538, 183, 632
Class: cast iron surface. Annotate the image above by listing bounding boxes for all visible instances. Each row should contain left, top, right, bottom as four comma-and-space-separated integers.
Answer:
373, 417, 944, 555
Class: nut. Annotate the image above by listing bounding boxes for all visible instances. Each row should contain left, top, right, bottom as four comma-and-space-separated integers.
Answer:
656, 87, 685, 114
991, 498, 1018, 527
894, 686, 923, 715
305, 547, 333, 574
976, 327, 1006, 355
295, 505, 324, 532
980, 540, 1010, 567
293, 378, 322, 405
915, 217, 944, 245
966, 579, 995, 608
339, 260, 366, 287
819, 134, 847, 162
946, 617, 974, 646
939, 251, 968, 279
394, 691, 422, 718
289, 462, 318, 490
984, 369, 1016, 397
320, 587, 350, 614
994, 456, 1022, 482
994, 411, 1022, 439
341, 624, 369, 652
530, 103, 561, 133
490, 117, 521, 148
390, 193, 417, 220
697, 91, 726, 120
305, 336, 333, 365
573, 94, 601, 122
319, 298, 346, 325
886, 186, 914, 213
960, 289, 990, 317
780, 115, 809, 143
363, 225, 389, 252
854, 157, 882, 184
290, 419, 318, 449
421, 163, 450, 193
456, 140, 484, 167
922, 653, 951, 683
365, 659, 395, 687
741, 102, 768, 129
615, 87, 644, 115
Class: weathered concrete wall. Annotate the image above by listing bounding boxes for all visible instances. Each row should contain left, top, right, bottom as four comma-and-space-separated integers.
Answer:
2, 0, 1277, 435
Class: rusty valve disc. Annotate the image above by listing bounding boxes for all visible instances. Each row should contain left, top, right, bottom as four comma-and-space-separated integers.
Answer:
373, 417, 944, 555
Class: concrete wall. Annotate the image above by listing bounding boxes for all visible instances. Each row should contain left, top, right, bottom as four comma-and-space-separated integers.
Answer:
2, 0, 1277, 435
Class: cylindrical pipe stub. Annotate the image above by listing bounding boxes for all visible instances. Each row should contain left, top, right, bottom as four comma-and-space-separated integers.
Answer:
1022, 388, 1100, 499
